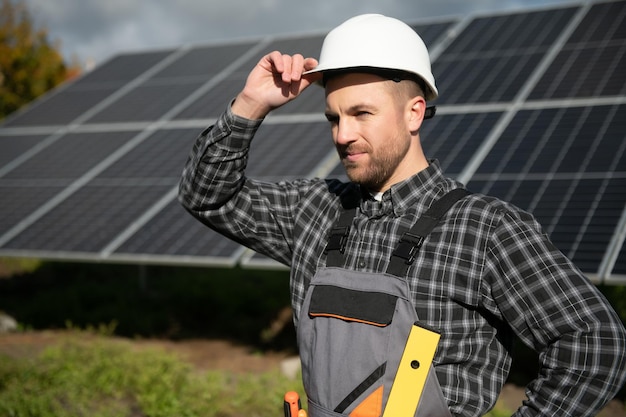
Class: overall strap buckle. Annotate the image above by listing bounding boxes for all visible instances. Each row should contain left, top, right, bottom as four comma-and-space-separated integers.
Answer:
391, 232, 426, 265
325, 225, 351, 254
387, 188, 471, 276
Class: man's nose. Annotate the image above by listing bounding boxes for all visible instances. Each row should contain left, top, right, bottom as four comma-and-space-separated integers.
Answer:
334, 119, 357, 145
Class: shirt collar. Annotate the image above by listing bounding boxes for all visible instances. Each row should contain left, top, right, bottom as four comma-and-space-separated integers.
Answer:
360, 160, 446, 218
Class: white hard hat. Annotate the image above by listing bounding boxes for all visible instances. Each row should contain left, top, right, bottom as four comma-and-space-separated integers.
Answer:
305, 14, 438, 101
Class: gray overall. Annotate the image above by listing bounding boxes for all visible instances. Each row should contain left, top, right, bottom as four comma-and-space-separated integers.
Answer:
297, 189, 469, 417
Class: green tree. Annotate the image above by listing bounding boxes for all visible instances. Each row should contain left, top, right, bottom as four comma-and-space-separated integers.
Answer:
0, 0, 75, 120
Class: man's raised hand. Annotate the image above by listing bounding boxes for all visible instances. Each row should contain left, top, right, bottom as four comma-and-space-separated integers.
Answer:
232, 51, 321, 120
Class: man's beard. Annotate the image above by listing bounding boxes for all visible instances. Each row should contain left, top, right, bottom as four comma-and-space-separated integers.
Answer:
339, 137, 409, 190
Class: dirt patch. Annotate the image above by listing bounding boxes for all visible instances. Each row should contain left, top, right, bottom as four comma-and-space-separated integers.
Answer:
133, 338, 290, 374
0, 330, 289, 374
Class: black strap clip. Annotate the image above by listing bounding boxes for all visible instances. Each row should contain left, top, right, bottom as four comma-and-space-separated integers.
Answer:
391, 232, 425, 265
325, 226, 350, 254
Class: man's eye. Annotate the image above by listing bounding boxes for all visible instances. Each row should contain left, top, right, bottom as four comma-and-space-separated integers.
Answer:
325, 115, 339, 124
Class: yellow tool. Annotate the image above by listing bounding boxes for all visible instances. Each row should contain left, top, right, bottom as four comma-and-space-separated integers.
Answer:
382, 323, 440, 417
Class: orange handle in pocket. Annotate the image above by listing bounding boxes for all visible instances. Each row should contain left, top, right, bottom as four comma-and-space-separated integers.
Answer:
284, 391, 302, 417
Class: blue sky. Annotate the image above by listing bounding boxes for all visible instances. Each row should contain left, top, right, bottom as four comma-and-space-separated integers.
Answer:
25, 0, 577, 68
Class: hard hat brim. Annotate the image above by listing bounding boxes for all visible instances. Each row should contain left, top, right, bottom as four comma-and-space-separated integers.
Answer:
304, 65, 438, 102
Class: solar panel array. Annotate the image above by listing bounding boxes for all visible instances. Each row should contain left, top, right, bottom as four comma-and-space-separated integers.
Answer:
1, 0, 624, 283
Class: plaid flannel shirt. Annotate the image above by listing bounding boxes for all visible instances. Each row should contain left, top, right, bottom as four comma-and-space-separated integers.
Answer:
179, 105, 626, 417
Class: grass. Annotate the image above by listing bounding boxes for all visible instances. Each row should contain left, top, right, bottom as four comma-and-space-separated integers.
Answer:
0, 329, 305, 417
0, 329, 513, 417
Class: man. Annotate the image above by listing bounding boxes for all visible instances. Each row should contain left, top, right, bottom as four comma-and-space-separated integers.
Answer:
179, 14, 626, 417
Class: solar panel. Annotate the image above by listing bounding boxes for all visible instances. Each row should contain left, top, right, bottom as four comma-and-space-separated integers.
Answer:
173, 77, 246, 119
5, 131, 138, 181
3, 87, 120, 127
410, 21, 456, 46
150, 43, 258, 79
84, 82, 205, 123
95, 128, 198, 180
2, 184, 171, 253
0, 0, 624, 282
0, 134, 48, 167
475, 104, 626, 175
248, 122, 332, 178
421, 112, 503, 175
77, 51, 177, 84
2, 51, 174, 127
529, 0, 626, 99
0, 186, 65, 236
469, 101, 626, 278
434, 7, 578, 104
615, 244, 626, 277
113, 200, 245, 265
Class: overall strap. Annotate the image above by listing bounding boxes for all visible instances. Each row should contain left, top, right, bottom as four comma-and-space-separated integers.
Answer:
386, 188, 471, 277
325, 187, 361, 267
325, 206, 357, 267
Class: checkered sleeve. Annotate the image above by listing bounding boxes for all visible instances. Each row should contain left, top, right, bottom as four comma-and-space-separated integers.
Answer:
178, 106, 309, 266
486, 207, 626, 416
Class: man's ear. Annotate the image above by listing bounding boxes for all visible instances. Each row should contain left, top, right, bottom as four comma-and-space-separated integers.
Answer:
408, 96, 426, 133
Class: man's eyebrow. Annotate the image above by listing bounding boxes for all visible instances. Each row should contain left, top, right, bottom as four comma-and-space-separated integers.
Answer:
325, 103, 377, 117
348, 103, 377, 113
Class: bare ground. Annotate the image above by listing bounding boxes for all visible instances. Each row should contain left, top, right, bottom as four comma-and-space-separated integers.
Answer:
0, 330, 289, 374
